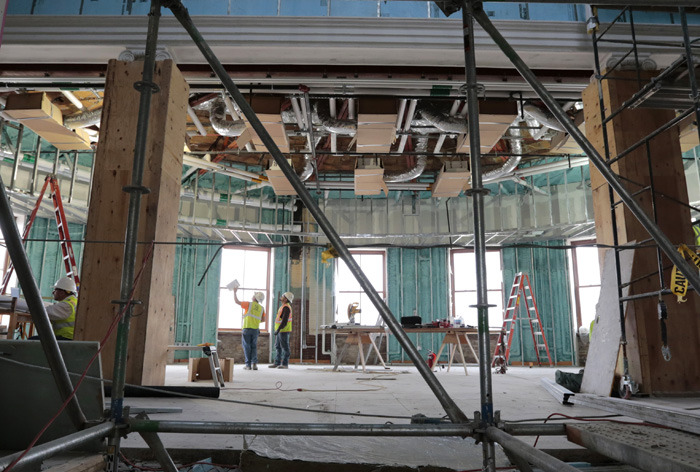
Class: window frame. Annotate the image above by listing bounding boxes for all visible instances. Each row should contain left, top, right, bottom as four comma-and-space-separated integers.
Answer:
217, 246, 272, 332
335, 249, 387, 326
450, 248, 504, 328
570, 239, 601, 329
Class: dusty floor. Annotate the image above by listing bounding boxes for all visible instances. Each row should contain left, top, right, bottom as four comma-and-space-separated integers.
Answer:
118, 363, 607, 470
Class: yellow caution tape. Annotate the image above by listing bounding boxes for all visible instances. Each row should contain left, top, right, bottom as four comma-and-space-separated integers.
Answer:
670, 244, 700, 303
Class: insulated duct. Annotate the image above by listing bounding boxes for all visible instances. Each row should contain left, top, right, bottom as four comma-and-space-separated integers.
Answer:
483, 121, 525, 182
64, 108, 102, 129
523, 104, 567, 133
314, 102, 356, 135
417, 102, 468, 135
384, 136, 427, 183
210, 97, 246, 136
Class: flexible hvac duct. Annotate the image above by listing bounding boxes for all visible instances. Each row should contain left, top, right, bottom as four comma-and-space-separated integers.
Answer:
64, 108, 102, 129
210, 97, 247, 136
523, 104, 567, 132
384, 136, 427, 183
483, 121, 525, 182
314, 102, 356, 135
417, 102, 468, 135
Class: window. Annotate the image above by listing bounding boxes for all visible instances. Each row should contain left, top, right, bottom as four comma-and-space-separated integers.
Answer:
335, 250, 386, 325
218, 247, 271, 330
451, 250, 504, 328
570, 240, 601, 329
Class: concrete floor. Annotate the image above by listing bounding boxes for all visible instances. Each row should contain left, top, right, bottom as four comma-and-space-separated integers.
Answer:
119, 363, 607, 470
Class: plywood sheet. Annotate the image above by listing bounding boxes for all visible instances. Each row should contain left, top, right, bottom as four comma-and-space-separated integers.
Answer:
580, 247, 634, 396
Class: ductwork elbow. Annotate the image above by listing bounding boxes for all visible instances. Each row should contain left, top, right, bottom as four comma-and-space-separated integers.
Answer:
64, 108, 102, 129
384, 137, 428, 183
314, 102, 356, 136
418, 103, 468, 135
482, 122, 525, 183
523, 104, 567, 133
210, 98, 247, 137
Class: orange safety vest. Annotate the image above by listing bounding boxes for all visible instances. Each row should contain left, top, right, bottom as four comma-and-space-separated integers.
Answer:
275, 302, 292, 333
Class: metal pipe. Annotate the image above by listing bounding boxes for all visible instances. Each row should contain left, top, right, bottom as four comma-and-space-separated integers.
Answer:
502, 423, 566, 436
165, 0, 469, 425
109, 0, 162, 467
129, 419, 474, 436
10, 124, 24, 191
188, 104, 208, 137
486, 427, 580, 472
462, 3, 496, 470
0, 174, 87, 429
0, 422, 114, 470
472, 4, 700, 299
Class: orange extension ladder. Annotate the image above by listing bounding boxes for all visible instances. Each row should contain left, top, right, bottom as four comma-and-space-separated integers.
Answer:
1, 175, 81, 294
492, 272, 552, 373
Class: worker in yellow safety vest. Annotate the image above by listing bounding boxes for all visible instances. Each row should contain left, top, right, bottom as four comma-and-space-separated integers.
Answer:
233, 287, 266, 370
30, 276, 78, 340
269, 291, 293, 369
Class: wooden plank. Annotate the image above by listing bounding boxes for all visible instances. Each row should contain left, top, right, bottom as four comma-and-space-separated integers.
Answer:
580, 247, 634, 396
74, 60, 189, 386
582, 72, 700, 394
45, 454, 105, 472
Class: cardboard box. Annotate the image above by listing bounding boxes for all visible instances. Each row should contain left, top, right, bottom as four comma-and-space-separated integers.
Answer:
188, 357, 234, 382
356, 113, 397, 153
355, 157, 389, 196
431, 161, 471, 198
266, 159, 297, 195
4, 93, 92, 151
458, 113, 517, 154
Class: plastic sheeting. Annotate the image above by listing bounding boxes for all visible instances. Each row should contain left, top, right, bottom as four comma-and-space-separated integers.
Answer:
501, 240, 574, 365
26, 216, 85, 297
249, 435, 505, 469
172, 238, 221, 359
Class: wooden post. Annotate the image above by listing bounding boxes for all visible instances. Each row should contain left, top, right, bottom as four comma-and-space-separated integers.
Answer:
74, 60, 189, 385
583, 72, 700, 394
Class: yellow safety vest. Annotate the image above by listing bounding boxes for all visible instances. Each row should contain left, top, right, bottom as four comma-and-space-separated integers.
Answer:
242, 301, 264, 330
52, 294, 77, 340
275, 302, 292, 333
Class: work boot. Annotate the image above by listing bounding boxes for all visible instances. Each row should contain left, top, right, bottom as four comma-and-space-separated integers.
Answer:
244, 365, 251, 370
252, 364, 258, 370
277, 365, 288, 369
268, 364, 279, 368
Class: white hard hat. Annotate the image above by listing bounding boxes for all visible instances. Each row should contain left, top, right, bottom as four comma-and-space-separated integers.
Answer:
54, 276, 77, 294
254, 292, 265, 303
283, 291, 294, 302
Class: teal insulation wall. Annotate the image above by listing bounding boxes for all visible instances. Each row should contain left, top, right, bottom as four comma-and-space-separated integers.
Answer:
386, 247, 450, 362
172, 238, 221, 359
501, 241, 574, 365
26, 217, 85, 297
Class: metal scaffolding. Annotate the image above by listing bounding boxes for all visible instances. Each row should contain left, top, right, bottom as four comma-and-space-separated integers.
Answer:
2, 1, 699, 472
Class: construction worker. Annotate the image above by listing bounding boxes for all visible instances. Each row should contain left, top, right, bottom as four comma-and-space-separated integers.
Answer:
269, 291, 293, 369
29, 276, 78, 340
233, 287, 266, 370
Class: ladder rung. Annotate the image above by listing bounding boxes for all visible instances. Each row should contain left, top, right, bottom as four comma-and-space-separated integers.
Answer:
537, 344, 547, 349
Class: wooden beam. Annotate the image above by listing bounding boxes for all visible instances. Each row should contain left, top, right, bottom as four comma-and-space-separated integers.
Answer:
582, 71, 700, 394
74, 60, 189, 385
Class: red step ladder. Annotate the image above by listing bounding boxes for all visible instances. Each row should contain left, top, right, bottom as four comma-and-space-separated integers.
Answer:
492, 272, 552, 372
1, 175, 81, 294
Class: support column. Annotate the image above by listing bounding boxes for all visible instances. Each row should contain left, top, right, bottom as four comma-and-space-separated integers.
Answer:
74, 59, 189, 385
583, 73, 700, 394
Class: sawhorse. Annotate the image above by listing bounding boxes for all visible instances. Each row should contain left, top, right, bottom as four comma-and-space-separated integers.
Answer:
433, 330, 479, 376
333, 330, 388, 373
